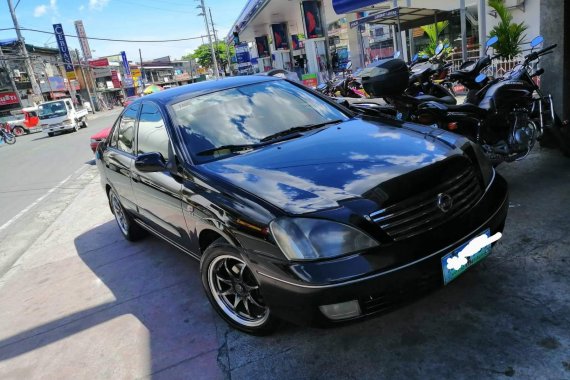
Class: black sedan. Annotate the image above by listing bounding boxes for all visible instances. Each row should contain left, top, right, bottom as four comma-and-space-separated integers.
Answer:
96, 76, 508, 334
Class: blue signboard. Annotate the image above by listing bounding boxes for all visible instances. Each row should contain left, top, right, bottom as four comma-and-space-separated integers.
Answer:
332, 0, 389, 15
121, 51, 131, 75
52, 24, 74, 72
235, 43, 252, 74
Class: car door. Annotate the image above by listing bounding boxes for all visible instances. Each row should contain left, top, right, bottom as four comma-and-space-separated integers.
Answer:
130, 102, 188, 245
103, 104, 139, 213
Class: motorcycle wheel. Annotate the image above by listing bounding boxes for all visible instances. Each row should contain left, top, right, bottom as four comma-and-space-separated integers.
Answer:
3, 133, 16, 145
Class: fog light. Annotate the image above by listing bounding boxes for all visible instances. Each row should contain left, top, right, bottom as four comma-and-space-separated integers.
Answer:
319, 300, 361, 320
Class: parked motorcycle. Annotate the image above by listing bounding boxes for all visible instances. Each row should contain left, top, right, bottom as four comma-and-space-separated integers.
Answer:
417, 36, 570, 162
316, 75, 367, 98
0, 123, 17, 145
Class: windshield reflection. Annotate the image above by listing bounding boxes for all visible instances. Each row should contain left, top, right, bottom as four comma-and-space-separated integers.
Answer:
171, 81, 349, 162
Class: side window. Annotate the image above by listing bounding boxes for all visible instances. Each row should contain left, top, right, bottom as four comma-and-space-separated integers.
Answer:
137, 103, 170, 160
117, 104, 139, 154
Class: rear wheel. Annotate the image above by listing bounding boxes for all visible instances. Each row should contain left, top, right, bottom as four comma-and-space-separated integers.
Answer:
3, 133, 16, 145
81, 119, 88, 128
47, 132, 54, 137
108, 189, 147, 241
12, 126, 25, 136
201, 240, 279, 335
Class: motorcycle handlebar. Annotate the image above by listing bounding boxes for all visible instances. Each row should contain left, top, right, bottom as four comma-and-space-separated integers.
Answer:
525, 44, 557, 62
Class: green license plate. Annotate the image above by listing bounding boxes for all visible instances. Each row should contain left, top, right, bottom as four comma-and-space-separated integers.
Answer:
441, 229, 492, 285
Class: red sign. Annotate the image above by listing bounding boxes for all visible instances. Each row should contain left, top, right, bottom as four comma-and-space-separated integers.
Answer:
89, 58, 109, 67
111, 70, 121, 88
0, 92, 19, 106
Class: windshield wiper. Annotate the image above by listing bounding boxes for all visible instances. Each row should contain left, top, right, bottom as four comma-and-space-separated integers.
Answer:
260, 120, 343, 143
196, 143, 263, 156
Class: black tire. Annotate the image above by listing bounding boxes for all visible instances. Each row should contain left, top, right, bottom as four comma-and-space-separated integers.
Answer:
200, 239, 279, 335
3, 133, 16, 145
47, 132, 54, 137
108, 189, 147, 241
82, 119, 88, 128
12, 126, 25, 136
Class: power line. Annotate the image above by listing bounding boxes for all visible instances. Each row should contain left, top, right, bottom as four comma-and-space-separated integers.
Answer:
0, 27, 211, 43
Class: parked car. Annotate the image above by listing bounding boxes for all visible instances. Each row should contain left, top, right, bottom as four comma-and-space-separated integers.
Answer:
90, 127, 111, 153
39, 98, 89, 136
96, 76, 509, 335
122, 96, 140, 107
5, 107, 40, 136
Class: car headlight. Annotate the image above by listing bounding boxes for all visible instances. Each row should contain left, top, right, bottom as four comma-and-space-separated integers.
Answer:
269, 218, 379, 261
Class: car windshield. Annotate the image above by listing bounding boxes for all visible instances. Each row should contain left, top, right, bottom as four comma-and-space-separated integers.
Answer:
170, 80, 350, 163
38, 101, 68, 120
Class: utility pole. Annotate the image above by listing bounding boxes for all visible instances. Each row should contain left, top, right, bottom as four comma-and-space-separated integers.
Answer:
0, 45, 23, 106
209, 8, 225, 78
75, 48, 96, 113
139, 48, 145, 91
196, 0, 219, 79
7, 0, 42, 101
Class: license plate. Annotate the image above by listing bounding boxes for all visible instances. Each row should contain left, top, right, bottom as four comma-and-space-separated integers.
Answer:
441, 229, 492, 285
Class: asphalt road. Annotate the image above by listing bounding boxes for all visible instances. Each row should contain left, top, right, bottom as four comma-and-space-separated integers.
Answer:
0, 109, 120, 228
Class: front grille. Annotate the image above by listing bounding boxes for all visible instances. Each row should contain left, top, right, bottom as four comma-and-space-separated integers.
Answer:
360, 271, 442, 315
369, 166, 483, 241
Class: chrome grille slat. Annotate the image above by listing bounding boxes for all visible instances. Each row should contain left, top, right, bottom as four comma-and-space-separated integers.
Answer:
370, 166, 483, 241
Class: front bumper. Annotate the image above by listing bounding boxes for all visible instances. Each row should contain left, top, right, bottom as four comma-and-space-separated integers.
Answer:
246, 173, 509, 327
43, 123, 75, 134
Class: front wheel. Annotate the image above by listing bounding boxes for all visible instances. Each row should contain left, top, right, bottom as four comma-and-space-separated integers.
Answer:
201, 241, 279, 335
108, 189, 147, 241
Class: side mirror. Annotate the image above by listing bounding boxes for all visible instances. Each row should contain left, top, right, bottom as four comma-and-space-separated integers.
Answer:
530, 35, 544, 49
135, 152, 166, 173
412, 53, 419, 63
486, 36, 499, 48
435, 44, 444, 55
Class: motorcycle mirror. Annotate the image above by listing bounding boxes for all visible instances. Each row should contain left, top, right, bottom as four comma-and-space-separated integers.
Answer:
411, 53, 418, 63
346, 61, 353, 70
394, 51, 401, 59
475, 73, 487, 83
486, 36, 499, 48
435, 44, 444, 55
530, 36, 544, 49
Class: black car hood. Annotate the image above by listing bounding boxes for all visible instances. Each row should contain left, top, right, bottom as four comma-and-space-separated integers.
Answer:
198, 118, 468, 215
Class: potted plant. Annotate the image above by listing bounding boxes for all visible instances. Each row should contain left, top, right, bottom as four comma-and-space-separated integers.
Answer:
488, 0, 528, 60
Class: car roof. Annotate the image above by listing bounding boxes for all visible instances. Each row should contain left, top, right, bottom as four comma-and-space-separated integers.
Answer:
138, 76, 280, 107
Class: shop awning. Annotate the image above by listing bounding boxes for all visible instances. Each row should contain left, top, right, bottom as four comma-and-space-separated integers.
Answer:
349, 7, 451, 30
332, 0, 389, 15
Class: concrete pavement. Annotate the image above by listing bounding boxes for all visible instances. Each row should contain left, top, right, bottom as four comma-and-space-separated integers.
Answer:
0, 148, 569, 379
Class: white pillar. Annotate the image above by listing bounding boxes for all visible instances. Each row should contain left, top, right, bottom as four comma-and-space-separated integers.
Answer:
478, 0, 487, 56
460, 0, 467, 61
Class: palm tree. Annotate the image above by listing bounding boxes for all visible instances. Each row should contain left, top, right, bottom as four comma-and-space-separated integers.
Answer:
488, 0, 528, 59
419, 21, 451, 57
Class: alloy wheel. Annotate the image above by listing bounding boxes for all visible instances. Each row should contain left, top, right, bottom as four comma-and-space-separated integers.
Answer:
208, 255, 269, 327
110, 192, 129, 236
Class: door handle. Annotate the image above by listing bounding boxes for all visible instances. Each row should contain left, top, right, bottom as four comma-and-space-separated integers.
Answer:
131, 172, 140, 183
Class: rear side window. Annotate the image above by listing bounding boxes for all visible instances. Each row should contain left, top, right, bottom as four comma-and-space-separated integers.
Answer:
117, 104, 139, 154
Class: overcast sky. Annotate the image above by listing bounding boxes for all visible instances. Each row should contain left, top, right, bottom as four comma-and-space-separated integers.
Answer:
0, 0, 247, 61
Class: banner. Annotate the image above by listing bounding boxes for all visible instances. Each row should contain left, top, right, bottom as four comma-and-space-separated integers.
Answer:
53, 24, 74, 72
74, 20, 92, 60
271, 24, 289, 50
235, 43, 252, 75
121, 51, 131, 75
301, 73, 318, 88
89, 58, 109, 67
332, 0, 389, 15
111, 70, 121, 88
255, 36, 270, 58
92, 67, 112, 78
349, 8, 399, 29
302, 1, 324, 39
0, 92, 19, 106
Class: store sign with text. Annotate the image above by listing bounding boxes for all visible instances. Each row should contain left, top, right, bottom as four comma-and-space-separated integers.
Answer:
53, 24, 74, 72
0, 92, 19, 106
89, 58, 110, 67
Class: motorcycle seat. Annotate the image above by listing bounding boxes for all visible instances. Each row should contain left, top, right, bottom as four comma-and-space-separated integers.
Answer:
418, 101, 488, 117
415, 94, 457, 105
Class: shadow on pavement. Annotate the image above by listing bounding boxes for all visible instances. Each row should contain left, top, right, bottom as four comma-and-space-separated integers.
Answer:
0, 221, 224, 378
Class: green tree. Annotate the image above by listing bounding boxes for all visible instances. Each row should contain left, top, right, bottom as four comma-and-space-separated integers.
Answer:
184, 42, 235, 70
488, 0, 528, 59
419, 21, 452, 57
